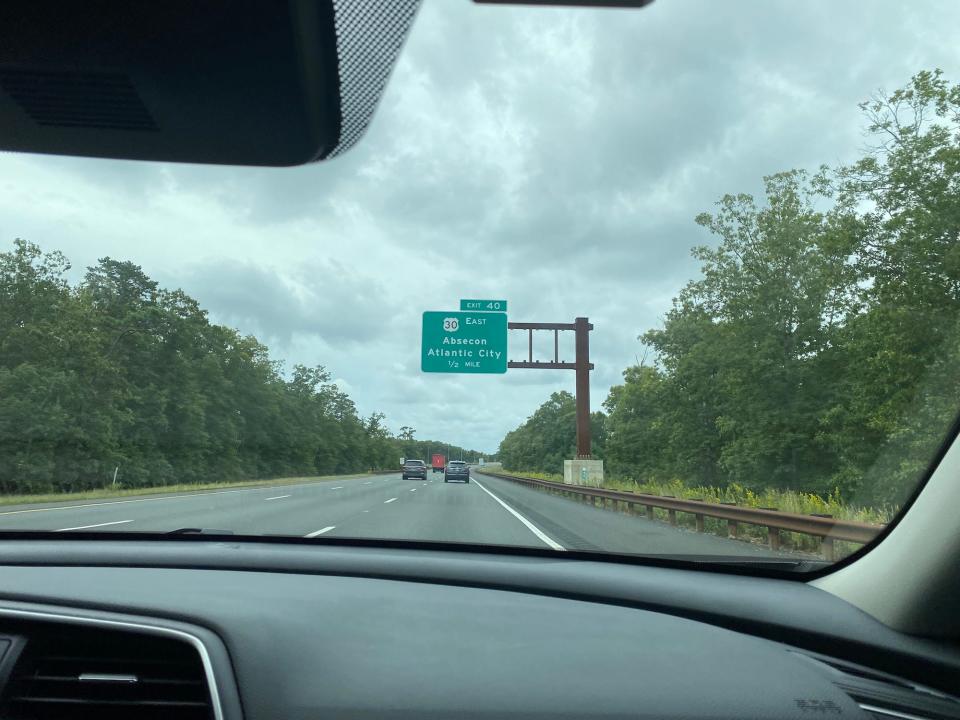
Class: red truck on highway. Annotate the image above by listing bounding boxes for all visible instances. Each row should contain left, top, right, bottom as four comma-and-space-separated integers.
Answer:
431, 454, 445, 474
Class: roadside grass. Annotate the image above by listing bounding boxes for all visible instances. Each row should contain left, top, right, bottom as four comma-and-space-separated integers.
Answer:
0, 471, 392, 509
492, 469, 894, 557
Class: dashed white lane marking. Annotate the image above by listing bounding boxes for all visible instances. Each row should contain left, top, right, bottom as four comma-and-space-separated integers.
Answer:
410, 488, 417, 492
363, 482, 373, 485
470, 478, 565, 551
384, 497, 398, 504
330, 486, 344, 490
304, 526, 335, 537
265, 495, 290, 501
56, 520, 134, 532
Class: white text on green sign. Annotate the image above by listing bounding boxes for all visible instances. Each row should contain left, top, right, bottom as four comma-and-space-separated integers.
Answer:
421, 311, 508, 374
460, 299, 507, 312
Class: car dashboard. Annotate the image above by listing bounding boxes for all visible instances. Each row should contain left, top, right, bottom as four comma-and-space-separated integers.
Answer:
0, 540, 956, 720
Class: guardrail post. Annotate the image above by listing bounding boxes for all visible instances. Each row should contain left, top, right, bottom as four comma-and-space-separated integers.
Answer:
645, 506, 654, 521
689, 499, 704, 532
811, 514, 836, 560
821, 536, 835, 561
768, 527, 781, 551
728, 520, 739, 538
667, 509, 677, 526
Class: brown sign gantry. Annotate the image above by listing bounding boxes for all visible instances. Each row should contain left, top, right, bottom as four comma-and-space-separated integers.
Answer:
507, 317, 594, 458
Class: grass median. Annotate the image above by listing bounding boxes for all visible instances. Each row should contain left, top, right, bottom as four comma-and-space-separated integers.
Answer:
493, 470, 894, 523
0, 471, 394, 508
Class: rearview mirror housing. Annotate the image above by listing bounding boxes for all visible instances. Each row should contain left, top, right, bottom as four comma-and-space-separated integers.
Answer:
0, 1, 341, 166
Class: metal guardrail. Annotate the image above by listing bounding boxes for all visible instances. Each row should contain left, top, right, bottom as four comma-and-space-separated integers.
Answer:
476, 471, 884, 559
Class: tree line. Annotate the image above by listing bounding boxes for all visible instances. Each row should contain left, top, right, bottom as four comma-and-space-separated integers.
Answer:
0, 242, 482, 494
498, 70, 960, 508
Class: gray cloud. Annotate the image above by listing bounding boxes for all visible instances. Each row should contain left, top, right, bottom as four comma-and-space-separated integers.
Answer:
176, 257, 394, 349
2, 0, 959, 452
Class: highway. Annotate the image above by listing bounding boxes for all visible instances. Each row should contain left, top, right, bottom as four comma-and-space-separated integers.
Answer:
0, 471, 783, 557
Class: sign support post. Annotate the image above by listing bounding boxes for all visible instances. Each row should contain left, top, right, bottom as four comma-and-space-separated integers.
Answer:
506, 317, 596, 464
574, 316, 592, 459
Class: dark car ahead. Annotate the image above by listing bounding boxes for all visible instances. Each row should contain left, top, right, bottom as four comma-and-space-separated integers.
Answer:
402, 459, 427, 480
444, 460, 470, 483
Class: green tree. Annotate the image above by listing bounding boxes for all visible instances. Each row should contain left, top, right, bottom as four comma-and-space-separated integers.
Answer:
0, 239, 481, 494
637, 170, 860, 492
825, 69, 960, 505
498, 391, 576, 473
511, 70, 960, 509
603, 365, 667, 480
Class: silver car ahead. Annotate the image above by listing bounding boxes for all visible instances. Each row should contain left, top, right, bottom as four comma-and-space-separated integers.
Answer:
444, 460, 470, 483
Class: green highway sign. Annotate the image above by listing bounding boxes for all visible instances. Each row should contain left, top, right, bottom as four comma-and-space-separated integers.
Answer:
460, 299, 507, 312
421, 311, 508, 374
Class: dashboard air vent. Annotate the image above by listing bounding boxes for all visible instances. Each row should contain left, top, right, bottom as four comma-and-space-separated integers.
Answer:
0, 625, 213, 720
797, 653, 960, 720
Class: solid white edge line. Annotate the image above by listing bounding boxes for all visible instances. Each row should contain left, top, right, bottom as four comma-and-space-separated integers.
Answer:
471, 478, 565, 551
304, 526, 335, 537
384, 497, 398, 504
55, 519, 134, 532
265, 495, 291, 501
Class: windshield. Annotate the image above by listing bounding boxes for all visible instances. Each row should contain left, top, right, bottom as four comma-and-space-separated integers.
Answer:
1, 0, 958, 569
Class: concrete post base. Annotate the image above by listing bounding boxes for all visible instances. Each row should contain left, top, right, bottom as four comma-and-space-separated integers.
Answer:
563, 459, 604, 486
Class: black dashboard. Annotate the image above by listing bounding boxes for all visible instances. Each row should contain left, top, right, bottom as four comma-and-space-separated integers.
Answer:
0, 539, 956, 720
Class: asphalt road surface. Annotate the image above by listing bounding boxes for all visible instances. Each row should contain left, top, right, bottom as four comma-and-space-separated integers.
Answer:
0, 471, 783, 558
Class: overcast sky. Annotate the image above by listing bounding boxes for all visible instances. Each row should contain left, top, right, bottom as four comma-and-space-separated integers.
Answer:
2, 0, 959, 454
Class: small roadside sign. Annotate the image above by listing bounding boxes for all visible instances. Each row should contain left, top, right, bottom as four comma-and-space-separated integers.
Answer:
422, 311, 507, 374
460, 299, 507, 312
